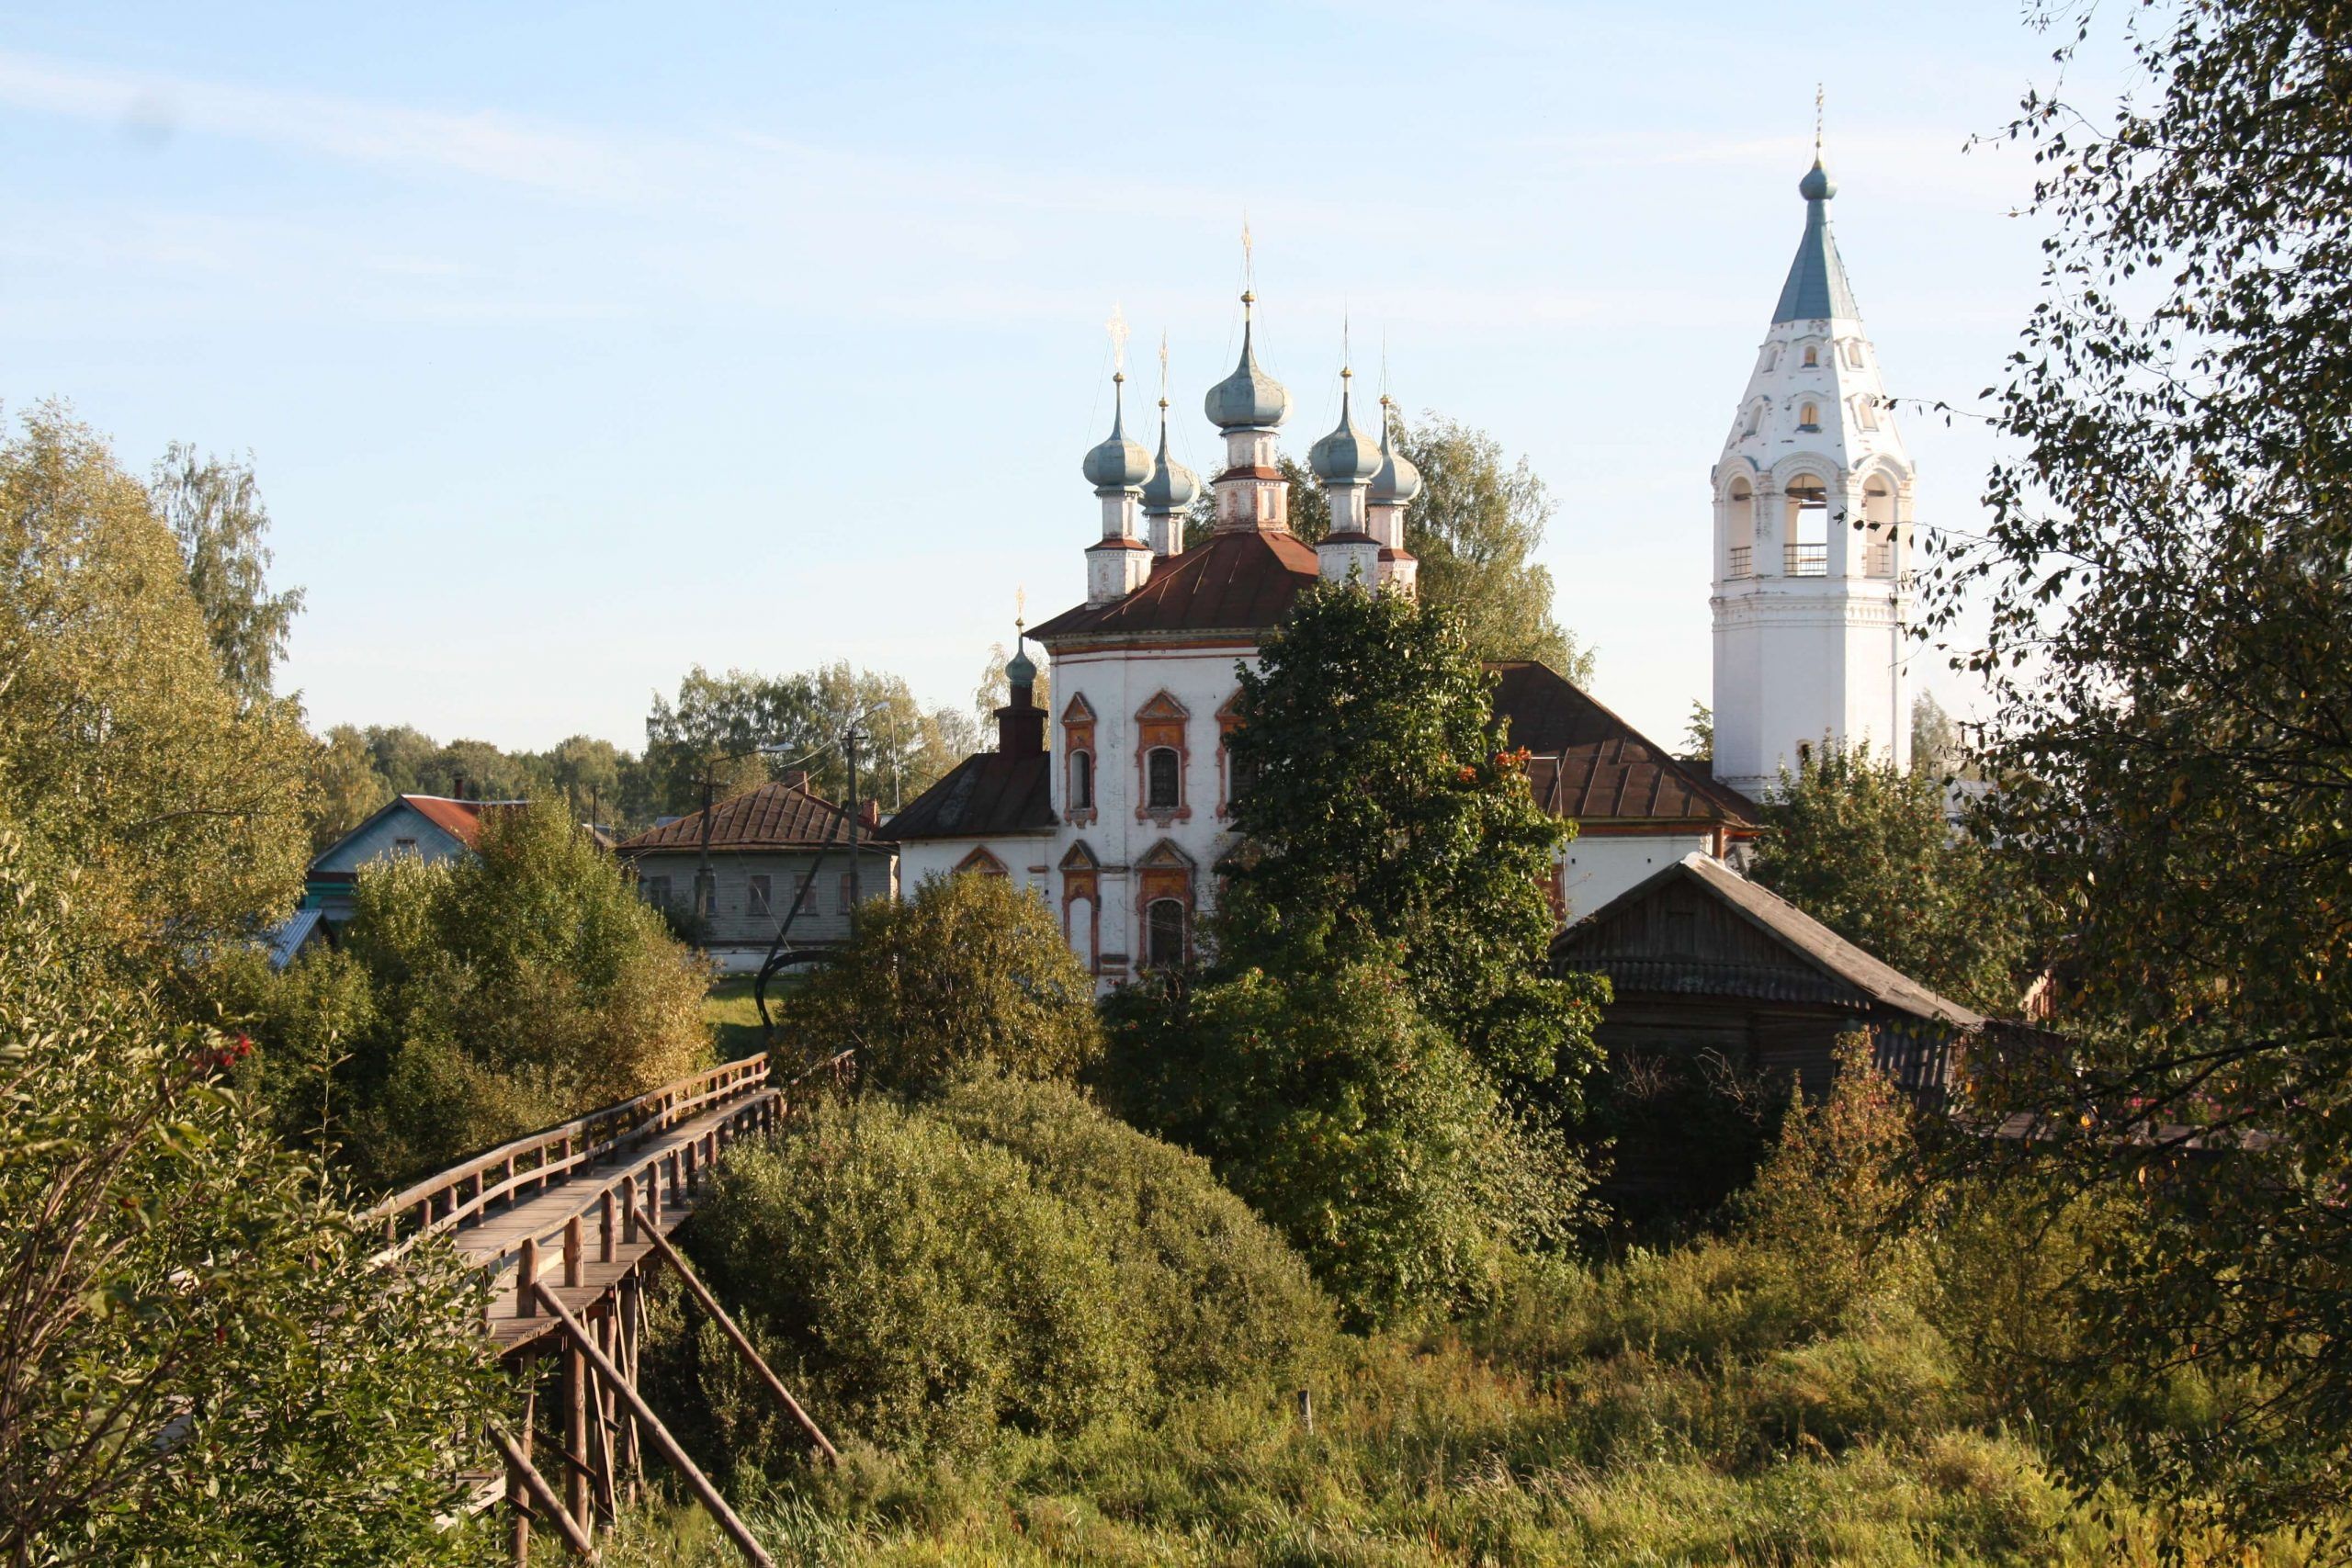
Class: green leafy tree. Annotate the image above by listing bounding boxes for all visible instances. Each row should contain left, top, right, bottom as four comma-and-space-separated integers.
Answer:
0, 404, 312, 963
151, 441, 304, 709
645, 661, 967, 818
308, 723, 393, 854
1745, 741, 2028, 1014
1683, 699, 1713, 762
1103, 957, 1585, 1326
236, 798, 710, 1182
0, 828, 495, 1565
1916, 0, 2352, 1523
1221, 582, 1604, 1084
783, 871, 1101, 1097
1184, 414, 1593, 681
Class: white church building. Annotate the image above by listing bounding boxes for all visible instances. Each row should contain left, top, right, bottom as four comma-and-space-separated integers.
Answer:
886, 150, 1906, 984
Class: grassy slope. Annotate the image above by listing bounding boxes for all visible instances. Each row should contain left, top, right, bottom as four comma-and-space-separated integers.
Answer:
601, 1239, 2324, 1566
704, 977, 770, 1062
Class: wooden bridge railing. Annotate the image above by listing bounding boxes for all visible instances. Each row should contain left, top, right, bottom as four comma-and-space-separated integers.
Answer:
368, 1054, 774, 1258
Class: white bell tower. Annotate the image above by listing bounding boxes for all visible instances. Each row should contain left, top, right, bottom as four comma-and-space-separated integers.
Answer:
1710, 146, 1914, 798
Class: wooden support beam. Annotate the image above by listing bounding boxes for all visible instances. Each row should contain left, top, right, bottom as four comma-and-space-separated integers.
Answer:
635, 1215, 839, 1464
492, 1424, 597, 1561
564, 1329, 590, 1529
532, 1281, 775, 1568
509, 1377, 538, 1564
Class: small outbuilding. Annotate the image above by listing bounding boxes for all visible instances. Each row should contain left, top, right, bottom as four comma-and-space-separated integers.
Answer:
1554, 851, 1985, 1213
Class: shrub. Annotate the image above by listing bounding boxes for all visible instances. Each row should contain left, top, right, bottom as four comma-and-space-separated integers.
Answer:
0, 827, 497, 1565
927, 1072, 1335, 1395
688, 1090, 1145, 1459
685, 1075, 1335, 1466
782, 871, 1100, 1097
1739, 1029, 1922, 1332
1103, 957, 1587, 1328
228, 797, 710, 1185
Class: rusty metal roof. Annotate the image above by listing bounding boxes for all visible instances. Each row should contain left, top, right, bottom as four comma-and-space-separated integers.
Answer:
1028, 527, 1320, 642
1489, 662, 1758, 827
616, 779, 862, 854
1557, 852, 1984, 1028
400, 795, 527, 850
877, 750, 1054, 842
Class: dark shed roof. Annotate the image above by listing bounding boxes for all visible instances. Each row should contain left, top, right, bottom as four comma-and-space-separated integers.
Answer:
1556, 852, 1984, 1027
877, 751, 1054, 842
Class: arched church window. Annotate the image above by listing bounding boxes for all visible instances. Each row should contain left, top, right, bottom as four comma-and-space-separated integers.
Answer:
1070, 749, 1093, 811
1803, 345, 1819, 367
1798, 402, 1821, 431
1741, 400, 1765, 438
1146, 898, 1188, 969
1846, 340, 1866, 367
1761, 344, 1781, 372
1855, 396, 1880, 432
1147, 747, 1181, 810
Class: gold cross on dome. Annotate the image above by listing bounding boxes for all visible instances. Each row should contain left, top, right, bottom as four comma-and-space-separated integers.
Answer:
1104, 304, 1129, 375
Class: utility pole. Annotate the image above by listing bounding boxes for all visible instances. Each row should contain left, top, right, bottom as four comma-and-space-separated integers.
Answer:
843, 724, 865, 932
693, 769, 717, 925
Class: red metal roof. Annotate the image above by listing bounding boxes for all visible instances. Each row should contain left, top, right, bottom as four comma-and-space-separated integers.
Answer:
616, 779, 863, 854
401, 795, 504, 849
1028, 528, 1320, 642
1488, 662, 1758, 828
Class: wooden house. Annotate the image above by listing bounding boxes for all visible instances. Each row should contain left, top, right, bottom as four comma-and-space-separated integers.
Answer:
1554, 852, 1984, 1212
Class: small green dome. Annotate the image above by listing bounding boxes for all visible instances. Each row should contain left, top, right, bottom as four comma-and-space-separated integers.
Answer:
1307, 372, 1380, 483
1799, 157, 1836, 202
1371, 404, 1421, 504
1082, 374, 1152, 491
1204, 294, 1292, 430
1140, 400, 1199, 511
1006, 645, 1037, 687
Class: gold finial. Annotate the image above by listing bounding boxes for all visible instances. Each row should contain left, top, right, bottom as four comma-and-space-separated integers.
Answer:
1814, 84, 1825, 157
1105, 301, 1130, 375
1158, 329, 1170, 402
1015, 586, 1027, 636
1241, 211, 1254, 292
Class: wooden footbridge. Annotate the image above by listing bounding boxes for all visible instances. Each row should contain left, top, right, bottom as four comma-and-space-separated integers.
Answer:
368, 1053, 834, 1564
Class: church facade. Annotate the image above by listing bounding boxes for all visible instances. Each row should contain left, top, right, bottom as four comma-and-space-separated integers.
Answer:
888, 151, 1905, 984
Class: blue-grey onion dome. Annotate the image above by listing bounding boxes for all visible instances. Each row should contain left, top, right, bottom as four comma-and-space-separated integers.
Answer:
1006, 646, 1037, 688
1799, 157, 1836, 202
1307, 374, 1381, 482
1371, 413, 1422, 504
1140, 401, 1199, 510
1204, 296, 1292, 429
1081, 375, 1152, 490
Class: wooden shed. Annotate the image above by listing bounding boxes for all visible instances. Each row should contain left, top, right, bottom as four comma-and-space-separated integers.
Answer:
1553, 852, 1984, 1213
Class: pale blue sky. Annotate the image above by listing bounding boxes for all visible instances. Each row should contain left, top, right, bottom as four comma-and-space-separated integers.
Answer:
0, 2, 2088, 751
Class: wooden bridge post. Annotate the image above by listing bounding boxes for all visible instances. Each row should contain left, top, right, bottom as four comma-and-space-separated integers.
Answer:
563, 1216, 583, 1290
616, 1272, 643, 1500
507, 1375, 537, 1563
563, 1334, 590, 1531
598, 1190, 616, 1264
515, 1236, 538, 1319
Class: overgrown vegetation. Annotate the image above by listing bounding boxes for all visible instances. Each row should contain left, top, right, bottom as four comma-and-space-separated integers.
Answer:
220, 796, 711, 1184
674, 1073, 1332, 1464
1104, 583, 1604, 1327
782, 871, 1102, 1096
1747, 740, 2030, 1014
606, 1040, 2326, 1565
